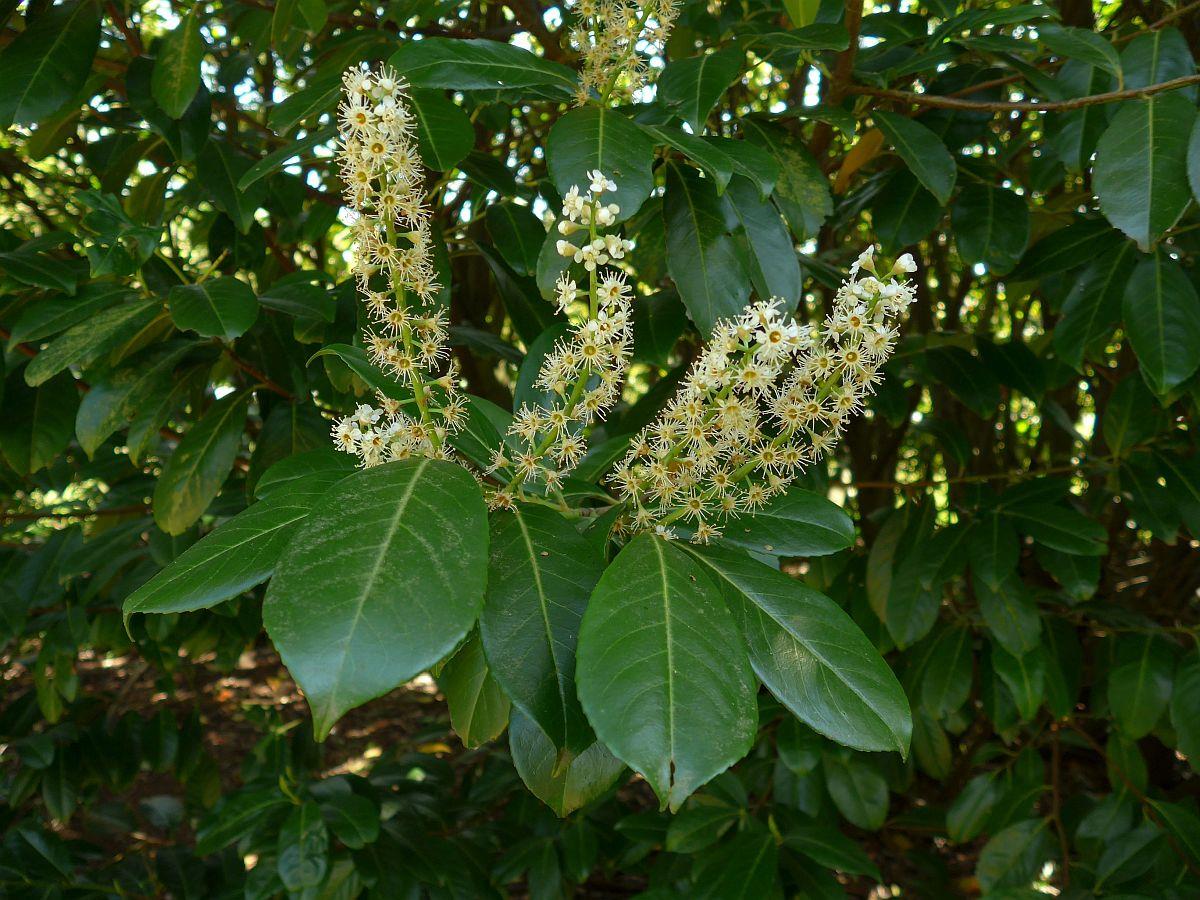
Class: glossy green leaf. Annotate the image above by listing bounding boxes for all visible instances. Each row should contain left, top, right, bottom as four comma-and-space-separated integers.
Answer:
947, 773, 998, 842
195, 789, 290, 855
0, 374, 78, 475
486, 200, 544, 277
480, 504, 602, 753
196, 139, 266, 234
784, 825, 881, 880
1094, 94, 1196, 250
683, 543, 911, 756
1053, 241, 1135, 370
1039, 24, 1121, 80
920, 625, 973, 718
658, 47, 745, 132
1108, 634, 1174, 739
125, 473, 342, 621
720, 487, 853, 558
1170, 652, 1200, 773
151, 7, 204, 119
236, 125, 336, 192
1121, 251, 1200, 395
509, 709, 624, 817
8, 285, 130, 346
23, 299, 160, 387
663, 161, 750, 337
408, 89, 475, 171
691, 828, 779, 898
576, 534, 758, 811
546, 105, 656, 224
951, 184, 1029, 274
976, 819, 1050, 891
75, 341, 197, 456
0, 0, 101, 127
390, 37, 578, 99
823, 752, 888, 830
874, 110, 957, 205
263, 459, 488, 738
319, 793, 379, 851
277, 802, 328, 892
153, 392, 248, 535
976, 571, 1041, 657
1003, 504, 1107, 556
440, 630, 511, 748
991, 643, 1044, 721
640, 124, 734, 193
739, 120, 822, 217
1103, 374, 1163, 458
723, 175, 801, 309
665, 805, 739, 853
168, 278, 259, 341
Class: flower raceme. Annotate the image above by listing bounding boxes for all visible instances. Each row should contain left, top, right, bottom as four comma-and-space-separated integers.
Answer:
487, 172, 635, 508
323, 83, 913, 538
569, 0, 680, 105
609, 248, 917, 543
330, 66, 467, 468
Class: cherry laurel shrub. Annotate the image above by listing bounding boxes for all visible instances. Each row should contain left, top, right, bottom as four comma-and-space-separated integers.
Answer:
4, 0, 1200, 895
134, 66, 919, 811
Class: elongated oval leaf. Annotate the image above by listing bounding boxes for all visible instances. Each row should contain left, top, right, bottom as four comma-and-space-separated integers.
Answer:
390, 37, 578, 99
24, 299, 160, 387
509, 709, 625, 817
125, 473, 344, 622
1094, 94, 1196, 250
168, 278, 259, 341
547, 106, 656, 224
480, 504, 603, 753
663, 161, 751, 337
440, 630, 511, 748
720, 487, 854, 557
874, 110, 956, 205
658, 47, 746, 133
723, 175, 801, 310
1121, 252, 1200, 395
576, 534, 758, 811
951, 184, 1029, 275
151, 7, 204, 119
683, 543, 911, 756
0, 0, 101, 127
263, 459, 488, 738
408, 89, 474, 172
153, 392, 249, 535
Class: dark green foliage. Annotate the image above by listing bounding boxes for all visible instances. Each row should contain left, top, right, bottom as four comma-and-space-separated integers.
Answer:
3, 0, 1200, 897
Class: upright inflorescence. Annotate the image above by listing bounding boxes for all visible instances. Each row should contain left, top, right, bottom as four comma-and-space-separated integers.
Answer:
330, 66, 467, 467
569, 0, 680, 105
487, 172, 635, 508
610, 247, 917, 542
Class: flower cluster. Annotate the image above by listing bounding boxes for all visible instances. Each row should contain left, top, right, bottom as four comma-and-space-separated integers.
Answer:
569, 0, 679, 105
611, 248, 917, 542
487, 172, 635, 507
330, 66, 466, 467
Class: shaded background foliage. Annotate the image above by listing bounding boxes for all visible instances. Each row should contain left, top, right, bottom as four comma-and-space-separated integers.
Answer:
2, 0, 1200, 895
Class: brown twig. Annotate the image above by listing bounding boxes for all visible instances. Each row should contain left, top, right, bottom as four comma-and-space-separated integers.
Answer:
104, 0, 143, 55
224, 348, 295, 400
848, 73, 1200, 112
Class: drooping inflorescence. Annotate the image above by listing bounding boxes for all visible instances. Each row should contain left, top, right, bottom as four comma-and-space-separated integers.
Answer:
569, 0, 679, 105
330, 66, 467, 467
487, 171, 635, 508
610, 247, 917, 542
